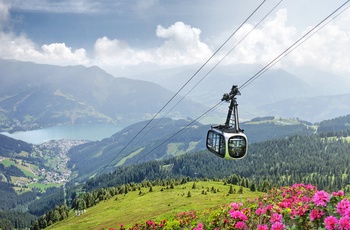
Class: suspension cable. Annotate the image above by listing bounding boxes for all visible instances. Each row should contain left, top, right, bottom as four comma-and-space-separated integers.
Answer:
134, 101, 224, 164
126, 0, 283, 152
130, 0, 350, 165
95, 0, 350, 176
239, 0, 350, 91
95, 0, 268, 175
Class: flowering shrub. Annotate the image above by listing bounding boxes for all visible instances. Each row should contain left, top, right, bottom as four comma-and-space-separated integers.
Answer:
112, 184, 350, 230
175, 211, 197, 228
112, 220, 167, 230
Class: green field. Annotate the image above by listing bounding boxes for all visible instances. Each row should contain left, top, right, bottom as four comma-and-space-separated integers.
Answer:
48, 181, 264, 230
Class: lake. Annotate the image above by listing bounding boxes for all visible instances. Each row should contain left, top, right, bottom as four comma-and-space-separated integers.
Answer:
1, 124, 127, 145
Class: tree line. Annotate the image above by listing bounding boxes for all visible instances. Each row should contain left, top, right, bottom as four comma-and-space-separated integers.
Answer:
81, 131, 350, 194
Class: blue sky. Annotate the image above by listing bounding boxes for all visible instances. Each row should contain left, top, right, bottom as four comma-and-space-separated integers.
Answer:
1, 0, 350, 76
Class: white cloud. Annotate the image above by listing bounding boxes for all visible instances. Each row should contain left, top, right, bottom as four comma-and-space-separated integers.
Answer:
0, 0, 90, 65
94, 36, 152, 65
154, 21, 212, 65
40, 43, 90, 65
1, 0, 350, 74
209, 9, 297, 67
286, 15, 350, 73
213, 8, 350, 74
94, 22, 213, 67
0, 30, 90, 65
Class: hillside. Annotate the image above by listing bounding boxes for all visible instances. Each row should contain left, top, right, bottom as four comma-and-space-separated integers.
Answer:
46, 180, 263, 230
82, 133, 350, 194
67, 116, 313, 183
45, 114, 350, 229
0, 59, 205, 132
1, 114, 350, 229
258, 93, 350, 123
0, 134, 86, 225
45, 182, 350, 230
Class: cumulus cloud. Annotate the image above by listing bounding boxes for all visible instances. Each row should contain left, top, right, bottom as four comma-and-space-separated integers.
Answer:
0, 31, 90, 65
155, 22, 212, 64
94, 21, 213, 66
220, 9, 296, 66
94, 36, 152, 65
1, 0, 350, 74
0, 0, 90, 66
287, 16, 350, 73
213, 8, 350, 74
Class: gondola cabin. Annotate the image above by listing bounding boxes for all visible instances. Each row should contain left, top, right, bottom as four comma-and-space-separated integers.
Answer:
206, 85, 248, 160
206, 126, 247, 159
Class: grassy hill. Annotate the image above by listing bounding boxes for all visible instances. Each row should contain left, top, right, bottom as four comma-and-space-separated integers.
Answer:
47, 180, 263, 230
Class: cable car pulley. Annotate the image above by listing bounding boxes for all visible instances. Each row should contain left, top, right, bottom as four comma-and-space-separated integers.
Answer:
206, 85, 248, 159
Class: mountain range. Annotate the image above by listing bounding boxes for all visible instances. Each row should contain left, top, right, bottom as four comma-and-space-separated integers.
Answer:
1, 58, 349, 134
0, 59, 205, 132
126, 64, 350, 123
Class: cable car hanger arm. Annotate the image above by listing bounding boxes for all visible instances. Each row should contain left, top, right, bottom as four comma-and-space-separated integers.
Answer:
221, 85, 243, 133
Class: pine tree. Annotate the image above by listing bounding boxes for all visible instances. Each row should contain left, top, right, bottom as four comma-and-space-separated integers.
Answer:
228, 185, 234, 194
238, 186, 244, 194
192, 182, 196, 189
250, 183, 256, 192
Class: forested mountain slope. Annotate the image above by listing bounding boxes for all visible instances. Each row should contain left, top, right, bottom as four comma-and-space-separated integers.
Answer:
79, 114, 350, 193
67, 117, 313, 183
84, 133, 350, 194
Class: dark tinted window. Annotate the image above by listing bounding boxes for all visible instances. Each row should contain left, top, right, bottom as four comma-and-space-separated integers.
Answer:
228, 136, 246, 158
206, 130, 225, 157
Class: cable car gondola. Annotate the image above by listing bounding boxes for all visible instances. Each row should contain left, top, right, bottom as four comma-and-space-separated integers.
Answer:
206, 85, 248, 159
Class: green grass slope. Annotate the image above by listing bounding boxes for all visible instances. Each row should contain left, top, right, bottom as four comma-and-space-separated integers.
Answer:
48, 181, 263, 230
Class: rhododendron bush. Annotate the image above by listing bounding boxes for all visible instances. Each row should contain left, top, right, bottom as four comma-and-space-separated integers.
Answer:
111, 184, 350, 230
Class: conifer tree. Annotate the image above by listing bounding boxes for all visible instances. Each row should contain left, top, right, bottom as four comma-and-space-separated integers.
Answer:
228, 185, 234, 194
192, 182, 196, 189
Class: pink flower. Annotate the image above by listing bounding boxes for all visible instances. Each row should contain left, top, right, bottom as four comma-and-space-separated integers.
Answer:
333, 191, 345, 197
230, 202, 242, 210
339, 216, 350, 230
305, 184, 317, 190
325, 216, 338, 230
337, 198, 350, 216
257, 224, 269, 230
310, 209, 324, 221
313, 190, 330, 207
229, 210, 248, 221
194, 222, 203, 230
270, 213, 283, 223
255, 207, 266, 215
234, 221, 247, 229
279, 199, 293, 208
271, 222, 286, 230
